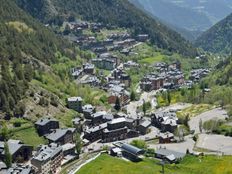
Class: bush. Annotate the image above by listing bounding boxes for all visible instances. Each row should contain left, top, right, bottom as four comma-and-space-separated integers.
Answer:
130, 139, 147, 149
13, 121, 21, 127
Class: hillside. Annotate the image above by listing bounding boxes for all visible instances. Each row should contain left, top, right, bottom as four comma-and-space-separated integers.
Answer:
130, 0, 232, 41
195, 13, 232, 54
0, 0, 76, 118
15, 0, 198, 57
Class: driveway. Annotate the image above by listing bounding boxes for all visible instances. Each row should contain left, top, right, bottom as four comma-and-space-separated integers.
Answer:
148, 137, 195, 154
188, 108, 228, 134
159, 103, 192, 112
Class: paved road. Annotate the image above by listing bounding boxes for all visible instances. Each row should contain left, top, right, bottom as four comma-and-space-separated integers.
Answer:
188, 108, 228, 134
148, 137, 195, 154
196, 134, 232, 155
159, 103, 192, 112
126, 91, 157, 118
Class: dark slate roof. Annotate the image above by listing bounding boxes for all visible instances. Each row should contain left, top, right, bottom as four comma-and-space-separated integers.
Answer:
35, 117, 58, 126
32, 144, 62, 162
155, 148, 185, 159
0, 140, 32, 156
45, 128, 76, 142
7, 164, 32, 174
140, 120, 151, 128
121, 143, 144, 155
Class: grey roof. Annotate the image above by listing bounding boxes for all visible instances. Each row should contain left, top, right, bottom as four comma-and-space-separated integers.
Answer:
140, 120, 151, 128
121, 143, 144, 155
91, 111, 107, 118
126, 118, 134, 123
103, 114, 114, 121
35, 117, 58, 126
32, 144, 62, 162
86, 123, 107, 133
109, 118, 126, 125
7, 164, 32, 174
0, 140, 31, 156
72, 117, 81, 124
45, 128, 76, 142
155, 148, 185, 159
159, 132, 174, 139
0, 161, 6, 170
83, 104, 95, 113
68, 97, 83, 102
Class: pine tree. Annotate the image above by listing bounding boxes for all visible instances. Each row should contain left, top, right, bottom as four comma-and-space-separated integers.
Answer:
199, 119, 203, 133
8, 95, 15, 110
24, 64, 33, 81
114, 97, 121, 111
0, 91, 10, 113
0, 124, 9, 141
167, 91, 171, 105
75, 133, 82, 158
4, 142, 12, 168
142, 100, 146, 116
130, 90, 136, 101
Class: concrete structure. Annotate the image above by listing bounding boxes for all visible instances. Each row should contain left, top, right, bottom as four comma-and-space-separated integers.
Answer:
67, 97, 83, 112
31, 144, 63, 174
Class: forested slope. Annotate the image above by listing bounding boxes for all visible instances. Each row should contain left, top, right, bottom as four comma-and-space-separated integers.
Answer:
16, 0, 198, 57
195, 13, 232, 54
0, 0, 76, 118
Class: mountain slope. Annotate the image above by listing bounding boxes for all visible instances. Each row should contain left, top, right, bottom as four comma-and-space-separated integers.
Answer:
130, 0, 232, 41
195, 13, 232, 54
0, 0, 75, 117
130, 0, 212, 31
15, 0, 198, 57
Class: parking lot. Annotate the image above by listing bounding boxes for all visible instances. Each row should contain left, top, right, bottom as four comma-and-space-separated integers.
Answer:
196, 134, 232, 155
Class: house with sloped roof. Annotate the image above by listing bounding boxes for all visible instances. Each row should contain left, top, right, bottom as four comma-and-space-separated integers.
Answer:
151, 111, 178, 133
45, 128, 76, 145
137, 120, 151, 135
155, 148, 185, 163
67, 96, 83, 112
0, 140, 32, 163
35, 117, 59, 136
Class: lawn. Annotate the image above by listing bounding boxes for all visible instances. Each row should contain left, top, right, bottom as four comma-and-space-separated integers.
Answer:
138, 53, 165, 64
76, 154, 232, 174
11, 126, 46, 148
177, 104, 215, 119
55, 109, 77, 127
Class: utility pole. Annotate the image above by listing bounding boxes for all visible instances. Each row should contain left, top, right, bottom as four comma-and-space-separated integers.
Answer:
161, 161, 165, 174
158, 160, 165, 174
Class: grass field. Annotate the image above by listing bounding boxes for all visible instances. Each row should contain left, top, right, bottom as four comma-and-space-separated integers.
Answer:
11, 126, 46, 147
77, 154, 232, 174
177, 104, 214, 119
139, 53, 165, 64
